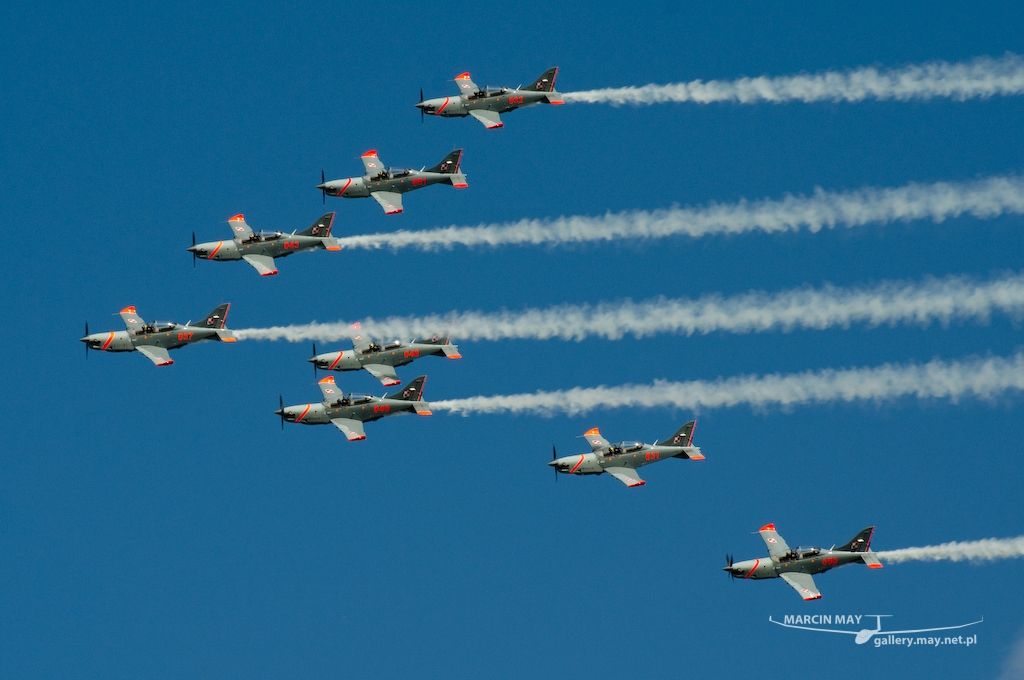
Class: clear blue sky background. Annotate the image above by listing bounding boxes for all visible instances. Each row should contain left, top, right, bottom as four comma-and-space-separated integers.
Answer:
2, 1, 1023, 677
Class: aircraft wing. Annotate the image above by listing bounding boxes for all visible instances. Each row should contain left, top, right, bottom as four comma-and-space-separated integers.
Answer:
371, 191, 403, 215
758, 524, 792, 560
119, 306, 146, 332
605, 467, 646, 488
242, 254, 279, 277
136, 345, 173, 366
360, 150, 384, 176
331, 418, 366, 441
468, 110, 503, 129
780, 572, 822, 601
227, 214, 253, 241
582, 428, 611, 452
363, 363, 401, 387
454, 72, 479, 97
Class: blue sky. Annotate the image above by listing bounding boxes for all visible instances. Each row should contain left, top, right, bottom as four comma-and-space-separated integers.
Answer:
2, 1, 1024, 677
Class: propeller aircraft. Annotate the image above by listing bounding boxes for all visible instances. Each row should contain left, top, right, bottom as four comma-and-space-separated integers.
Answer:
275, 375, 432, 441
724, 524, 883, 600
309, 325, 461, 387
550, 421, 704, 487
416, 68, 563, 129
189, 213, 340, 277
317, 149, 467, 215
81, 304, 235, 366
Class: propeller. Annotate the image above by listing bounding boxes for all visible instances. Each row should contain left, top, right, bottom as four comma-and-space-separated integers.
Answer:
279, 394, 285, 431
311, 342, 318, 378
420, 88, 424, 124
321, 169, 326, 205
725, 554, 734, 581
191, 231, 196, 268
552, 445, 558, 483
84, 321, 90, 359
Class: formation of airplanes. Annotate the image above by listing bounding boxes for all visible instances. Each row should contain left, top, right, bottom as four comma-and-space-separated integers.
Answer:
81, 65, 892, 604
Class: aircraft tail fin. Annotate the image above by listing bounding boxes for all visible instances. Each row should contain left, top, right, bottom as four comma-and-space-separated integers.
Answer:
667, 420, 697, 447
527, 67, 559, 93
388, 375, 427, 402
194, 303, 231, 330
837, 526, 875, 553
427, 149, 463, 174
298, 212, 335, 237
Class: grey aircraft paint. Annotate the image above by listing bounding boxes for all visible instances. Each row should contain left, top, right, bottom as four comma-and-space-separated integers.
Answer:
188, 213, 341, 276
724, 525, 883, 600
550, 421, 704, 487
276, 375, 432, 441
417, 67, 563, 129
310, 330, 461, 387
80, 304, 235, 366
317, 149, 467, 215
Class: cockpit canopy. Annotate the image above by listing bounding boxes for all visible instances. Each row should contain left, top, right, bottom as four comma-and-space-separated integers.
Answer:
388, 167, 412, 178
254, 230, 284, 241
150, 321, 176, 333
484, 86, 508, 95
612, 441, 645, 453
795, 547, 821, 559
348, 393, 374, 405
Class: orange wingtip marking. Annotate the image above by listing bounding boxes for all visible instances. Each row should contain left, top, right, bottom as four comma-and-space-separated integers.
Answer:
156, 360, 174, 366
455, 72, 471, 79
383, 380, 401, 386
867, 563, 884, 569
446, 354, 462, 359
688, 454, 705, 460
361, 149, 378, 157
627, 480, 646, 487
452, 183, 468, 188
228, 214, 245, 221
325, 246, 342, 251
584, 428, 601, 435
548, 100, 565, 105
220, 337, 237, 342
120, 306, 137, 314
260, 270, 279, 276
803, 594, 823, 600
416, 410, 433, 416
318, 376, 336, 384
486, 123, 504, 129
759, 523, 776, 532
385, 208, 403, 214
348, 434, 366, 441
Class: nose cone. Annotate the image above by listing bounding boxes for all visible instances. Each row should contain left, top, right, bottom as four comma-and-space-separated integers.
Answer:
80, 333, 104, 348
273, 408, 284, 416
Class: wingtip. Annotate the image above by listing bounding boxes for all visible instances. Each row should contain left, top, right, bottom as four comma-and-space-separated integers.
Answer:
867, 563, 884, 569
361, 149, 378, 157
416, 410, 433, 416
220, 337, 237, 343
119, 306, 137, 314
452, 182, 468, 189
446, 354, 462, 359
348, 434, 367, 441
325, 246, 342, 251
455, 72, 471, 79
759, 523, 776, 532
156, 359, 174, 367
318, 375, 336, 384
803, 594, 823, 601
584, 428, 601, 435
260, 270, 279, 276
688, 453, 706, 460
627, 480, 646, 487
228, 214, 245, 222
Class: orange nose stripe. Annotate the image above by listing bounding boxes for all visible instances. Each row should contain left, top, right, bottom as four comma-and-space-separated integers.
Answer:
208, 241, 223, 259
100, 332, 115, 351
295, 404, 311, 422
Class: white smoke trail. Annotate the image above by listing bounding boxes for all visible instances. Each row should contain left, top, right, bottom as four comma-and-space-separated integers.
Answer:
879, 536, 1024, 564
234, 273, 1024, 343
564, 53, 1024, 105
431, 353, 1024, 416
332, 175, 1024, 252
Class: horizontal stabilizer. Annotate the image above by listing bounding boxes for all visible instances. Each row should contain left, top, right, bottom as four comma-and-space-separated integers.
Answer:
862, 552, 884, 569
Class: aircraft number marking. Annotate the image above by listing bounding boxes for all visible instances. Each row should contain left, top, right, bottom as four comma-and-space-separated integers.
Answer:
177, 332, 194, 341
508, 96, 524, 104
644, 451, 661, 461
411, 178, 427, 187
403, 349, 420, 358
373, 405, 391, 413
282, 241, 301, 249
821, 557, 839, 566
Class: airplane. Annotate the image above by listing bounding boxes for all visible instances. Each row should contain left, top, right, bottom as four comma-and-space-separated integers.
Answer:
549, 421, 704, 487
188, 212, 341, 277
309, 325, 461, 387
275, 375, 432, 441
724, 524, 883, 601
80, 304, 235, 366
416, 68, 564, 129
316, 149, 467, 215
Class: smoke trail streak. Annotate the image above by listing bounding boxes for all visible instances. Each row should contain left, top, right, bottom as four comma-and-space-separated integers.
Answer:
234, 273, 1024, 343
331, 175, 1024, 252
879, 536, 1024, 563
430, 353, 1024, 416
564, 53, 1024, 105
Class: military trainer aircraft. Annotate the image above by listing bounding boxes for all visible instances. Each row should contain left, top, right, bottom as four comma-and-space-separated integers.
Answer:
309, 325, 461, 387
276, 375, 431, 441
188, 213, 340, 277
549, 421, 704, 487
317, 149, 467, 215
416, 68, 563, 129
724, 524, 883, 601
81, 304, 235, 366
